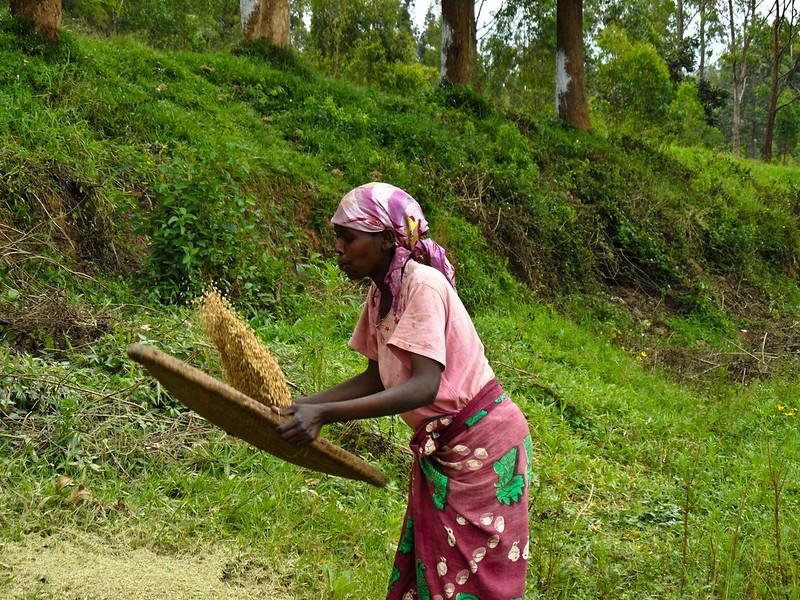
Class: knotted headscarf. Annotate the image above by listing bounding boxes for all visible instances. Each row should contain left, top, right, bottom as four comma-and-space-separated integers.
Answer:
331, 182, 456, 318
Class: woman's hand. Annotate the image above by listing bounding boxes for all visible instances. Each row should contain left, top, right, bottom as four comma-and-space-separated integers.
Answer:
276, 402, 328, 446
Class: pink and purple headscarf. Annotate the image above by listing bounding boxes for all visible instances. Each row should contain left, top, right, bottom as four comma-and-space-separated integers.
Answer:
331, 182, 456, 317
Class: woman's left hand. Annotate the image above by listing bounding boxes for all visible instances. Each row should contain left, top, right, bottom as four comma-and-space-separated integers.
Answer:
276, 402, 327, 446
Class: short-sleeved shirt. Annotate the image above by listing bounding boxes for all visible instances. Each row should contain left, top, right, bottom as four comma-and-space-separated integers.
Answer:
349, 260, 495, 431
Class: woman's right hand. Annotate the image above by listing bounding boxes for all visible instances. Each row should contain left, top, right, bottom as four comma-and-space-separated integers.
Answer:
276, 402, 328, 446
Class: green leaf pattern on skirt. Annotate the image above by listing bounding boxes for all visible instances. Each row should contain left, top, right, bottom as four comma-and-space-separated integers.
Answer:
420, 457, 449, 510
493, 447, 525, 506
416, 559, 432, 600
464, 409, 488, 427
398, 515, 414, 554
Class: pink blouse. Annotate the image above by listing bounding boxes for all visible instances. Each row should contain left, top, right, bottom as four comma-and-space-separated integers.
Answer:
349, 260, 495, 430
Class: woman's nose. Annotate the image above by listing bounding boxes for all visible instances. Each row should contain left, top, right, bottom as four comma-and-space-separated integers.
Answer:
334, 238, 344, 254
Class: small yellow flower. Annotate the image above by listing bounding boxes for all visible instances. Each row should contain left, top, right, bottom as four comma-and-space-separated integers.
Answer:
777, 404, 785, 412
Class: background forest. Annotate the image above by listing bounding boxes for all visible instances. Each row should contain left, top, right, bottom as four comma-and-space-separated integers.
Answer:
1, 0, 800, 599
56, 0, 800, 162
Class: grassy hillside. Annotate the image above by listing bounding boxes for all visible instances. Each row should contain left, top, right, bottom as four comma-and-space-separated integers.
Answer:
2, 17, 800, 598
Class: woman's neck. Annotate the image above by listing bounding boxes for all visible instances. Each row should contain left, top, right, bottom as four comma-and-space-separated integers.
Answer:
371, 249, 395, 319
369, 248, 394, 293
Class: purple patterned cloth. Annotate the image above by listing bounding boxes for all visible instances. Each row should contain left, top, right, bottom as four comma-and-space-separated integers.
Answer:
331, 183, 456, 319
386, 379, 531, 600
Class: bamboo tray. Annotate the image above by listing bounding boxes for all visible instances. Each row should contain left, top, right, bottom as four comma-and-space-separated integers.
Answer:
127, 343, 387, 487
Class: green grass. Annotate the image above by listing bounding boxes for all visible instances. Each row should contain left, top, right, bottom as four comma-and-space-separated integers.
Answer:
3, 266, 800, 598
1, 14, 800, 599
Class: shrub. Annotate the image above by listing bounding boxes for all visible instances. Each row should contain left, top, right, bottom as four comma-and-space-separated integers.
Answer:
379, 61, 437, 96
667, 81, 709, 145
144, 154, 268, 302
595, 27, 674, 128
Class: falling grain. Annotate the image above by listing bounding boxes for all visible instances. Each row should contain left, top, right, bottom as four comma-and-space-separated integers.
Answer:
198, 289, 291, 407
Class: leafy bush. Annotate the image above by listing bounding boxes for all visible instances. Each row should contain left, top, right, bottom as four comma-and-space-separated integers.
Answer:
378, 61, 437, 95
667, 81, 709, 145
775, 93, 800, 162
431, 84, 494, 118
595, 27, 674, 127
145, 154, 273, 302
63, 0, 240, 50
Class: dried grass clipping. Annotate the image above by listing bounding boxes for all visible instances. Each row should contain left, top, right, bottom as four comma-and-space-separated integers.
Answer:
198, 289, 291, 408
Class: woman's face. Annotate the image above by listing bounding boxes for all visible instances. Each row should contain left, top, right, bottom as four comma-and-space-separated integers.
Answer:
334, 225, 393, 281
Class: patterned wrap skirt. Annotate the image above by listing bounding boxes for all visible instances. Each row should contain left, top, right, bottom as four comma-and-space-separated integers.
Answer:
386, 379, 531, 600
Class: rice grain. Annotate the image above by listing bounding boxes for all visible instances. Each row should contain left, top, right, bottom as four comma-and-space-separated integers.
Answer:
198, 289, 291, 408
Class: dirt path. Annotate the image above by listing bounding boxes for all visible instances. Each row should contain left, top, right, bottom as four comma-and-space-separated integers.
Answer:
0, 532, 294, 599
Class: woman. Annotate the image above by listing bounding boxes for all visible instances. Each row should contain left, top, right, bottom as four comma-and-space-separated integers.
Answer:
278, 182, 531, 600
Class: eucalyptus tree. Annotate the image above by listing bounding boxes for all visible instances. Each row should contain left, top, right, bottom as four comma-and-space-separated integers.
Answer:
418, 3, 441, 69
9, 0, 61, 40
240, 0, 290, 45
596, 0, 672, 47
774, 91, 800, 160
726, 0, 767, 154
441, 0, 478, 86
480, 1, 553, 111
762, 0, 799, 160
304, 0, 415, 77
698, 0, 727, 78
556, 0, 590, 129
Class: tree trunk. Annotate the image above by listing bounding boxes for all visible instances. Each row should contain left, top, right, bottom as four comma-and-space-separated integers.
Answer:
699, 0, 707, 79
9, 0, 62, 41
555, 0, 590, 130
750, 80, 758, 157
763, 0, 784, 161
241, 0, 290, 46
677, 0, 685, 45
440, 0, 477, 86
731, 68, 745, 155
728, 0, 755, 155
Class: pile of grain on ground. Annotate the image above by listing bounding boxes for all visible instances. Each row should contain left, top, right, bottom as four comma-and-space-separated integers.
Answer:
198, 289, 291, 407
0, 533, 292, 599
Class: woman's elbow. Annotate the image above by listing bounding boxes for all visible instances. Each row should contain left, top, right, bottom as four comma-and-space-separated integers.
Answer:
409, 355, 443, 408
418, 370, 441, 406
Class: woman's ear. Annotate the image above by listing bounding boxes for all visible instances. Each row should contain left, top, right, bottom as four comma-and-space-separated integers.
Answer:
381, 229, 396, 250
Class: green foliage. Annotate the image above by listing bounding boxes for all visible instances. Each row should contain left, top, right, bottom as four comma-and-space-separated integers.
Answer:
696, 78, 730, 127
306, 0, 416, 90
479, 1, 557, 114
431, 84, 494, 118
231, 39, 314, 80
667, 81, 713, 145
775, 93, 800, 162
595, 27, 674, 128
145, 155, 261, 302
416, 3, 440, 70
358, 57, 437, 96
63, 0, 240, 50
493, 122, 535, 167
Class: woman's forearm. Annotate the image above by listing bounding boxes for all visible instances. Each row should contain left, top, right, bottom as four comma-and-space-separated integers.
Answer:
320, 375, 436, 423
277, 354, 442, 445
320, 354, 442, 423
295, 360, 384, 405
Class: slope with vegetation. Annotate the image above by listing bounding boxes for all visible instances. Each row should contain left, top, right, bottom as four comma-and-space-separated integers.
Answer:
1, 15, 800, 599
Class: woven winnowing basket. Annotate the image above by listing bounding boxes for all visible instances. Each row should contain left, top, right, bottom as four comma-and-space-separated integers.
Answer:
198, 289, 291, 408
127, 343, 387, 487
